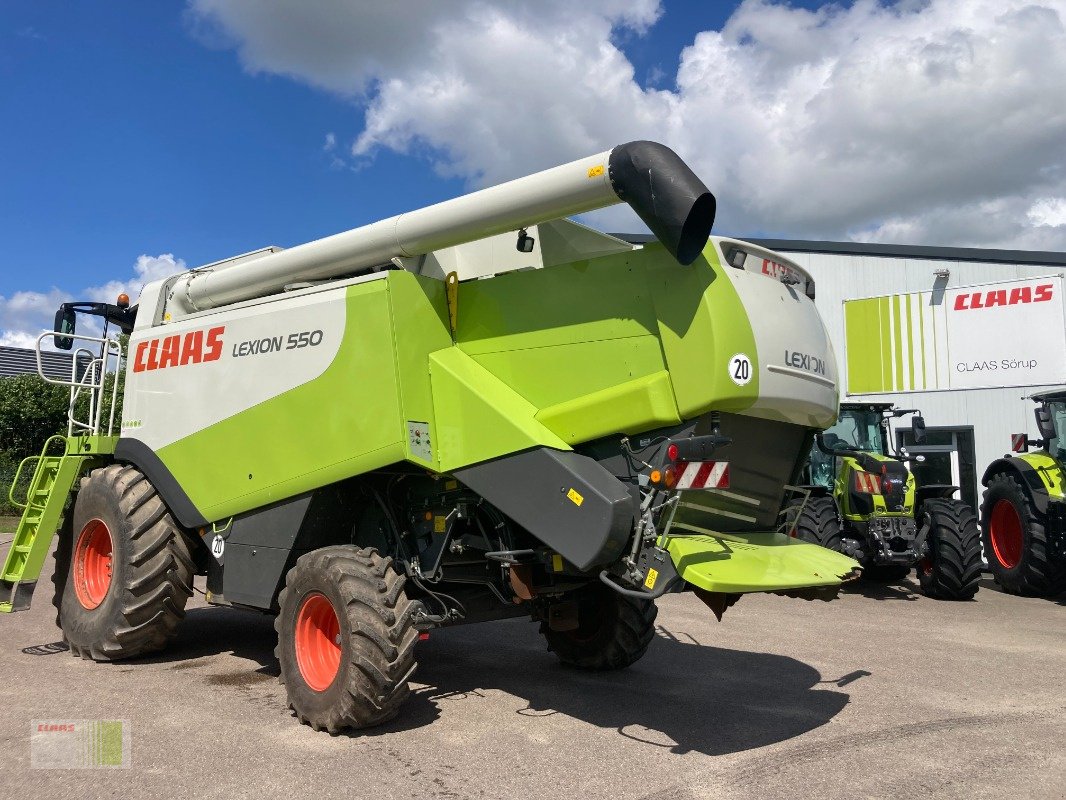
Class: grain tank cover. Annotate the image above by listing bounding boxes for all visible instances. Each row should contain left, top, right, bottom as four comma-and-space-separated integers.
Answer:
167, 141, 714, 315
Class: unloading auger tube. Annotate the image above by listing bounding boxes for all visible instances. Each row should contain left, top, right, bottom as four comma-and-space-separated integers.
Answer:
170, 141, 716, 312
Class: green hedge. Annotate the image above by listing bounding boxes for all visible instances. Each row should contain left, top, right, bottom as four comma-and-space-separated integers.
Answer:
0, 373, 124, 516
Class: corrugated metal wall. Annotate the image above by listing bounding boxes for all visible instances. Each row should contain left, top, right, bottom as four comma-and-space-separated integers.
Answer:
776, 249, 1066, 507
0, 345, 91, 381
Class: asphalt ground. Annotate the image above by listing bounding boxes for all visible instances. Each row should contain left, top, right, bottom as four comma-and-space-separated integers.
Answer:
1, 541, 1064, 800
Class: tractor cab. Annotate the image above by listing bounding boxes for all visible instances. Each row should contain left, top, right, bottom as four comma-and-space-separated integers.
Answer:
806, 403, 925, 489
1014, 390, 1066, 461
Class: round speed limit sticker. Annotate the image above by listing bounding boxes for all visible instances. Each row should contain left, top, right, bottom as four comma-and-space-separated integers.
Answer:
728, 353, 753, 386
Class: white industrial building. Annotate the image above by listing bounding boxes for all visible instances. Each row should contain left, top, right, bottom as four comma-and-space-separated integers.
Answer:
750, 239, 1066, 510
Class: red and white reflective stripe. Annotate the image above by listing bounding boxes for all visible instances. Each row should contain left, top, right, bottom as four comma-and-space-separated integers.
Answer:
854, 471, 881, 494
674, 461, 730, 489
1011, 433, 1027, 452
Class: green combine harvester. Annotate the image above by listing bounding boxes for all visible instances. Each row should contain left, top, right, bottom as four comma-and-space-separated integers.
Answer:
980, 390, 1066, 596
790, 402, 982, 599
2, 142, 859, 732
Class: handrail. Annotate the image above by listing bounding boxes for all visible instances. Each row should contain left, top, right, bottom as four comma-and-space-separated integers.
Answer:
7, 436, 68, 510
35, 333, 123, 436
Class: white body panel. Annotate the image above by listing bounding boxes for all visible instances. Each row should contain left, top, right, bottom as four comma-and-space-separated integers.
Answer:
123, 282, 354, 450
713, 239, 839, 428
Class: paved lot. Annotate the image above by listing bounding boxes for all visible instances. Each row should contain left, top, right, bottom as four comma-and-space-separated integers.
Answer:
1, 542, 1064, 800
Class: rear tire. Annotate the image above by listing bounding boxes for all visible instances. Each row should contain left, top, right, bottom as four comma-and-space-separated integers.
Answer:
276, 546, 418, 732
980, 472, 1066, 596
540, 581, 657, 670
787, 496, 842, 550
56, 464, 195, 659
917, 499, 983, 600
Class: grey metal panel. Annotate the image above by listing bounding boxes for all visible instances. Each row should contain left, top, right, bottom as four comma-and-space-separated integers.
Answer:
221, 494, 313, 609
0, 345, 91, 380
454, 448, 634, 571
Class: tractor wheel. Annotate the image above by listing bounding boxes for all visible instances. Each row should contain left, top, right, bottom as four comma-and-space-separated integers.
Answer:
276, 546, 418, 733
863, 564, 911, 582
916, 499, 983, 600
56, 464, 195, 659
540, 581, 657, 671
787, 496, 843, 550
980, 472, 1066, 596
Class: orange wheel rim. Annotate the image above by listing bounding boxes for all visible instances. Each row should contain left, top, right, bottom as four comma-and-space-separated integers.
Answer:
73, 519, 113, 610
989, 499, 1023, 569
294, 592, 342, 691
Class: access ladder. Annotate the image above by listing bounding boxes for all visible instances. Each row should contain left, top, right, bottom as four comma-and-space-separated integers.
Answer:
0, 435, 115, 612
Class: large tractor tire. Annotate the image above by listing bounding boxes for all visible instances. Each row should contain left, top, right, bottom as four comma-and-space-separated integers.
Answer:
540, 581, 657, 671
980, 472, 1066, 596
916, 499, 983, 600
276, 546, 418, 733
787, 496, 843, 550
54, 464, 195, 659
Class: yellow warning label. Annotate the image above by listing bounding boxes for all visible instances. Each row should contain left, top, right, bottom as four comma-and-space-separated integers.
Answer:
566, 488, 584, 506
445, 480, 458, 491
552, 554, 564, 572
644, 568, 659, 590
587, 164, 605, 178
434, 516, 447, 533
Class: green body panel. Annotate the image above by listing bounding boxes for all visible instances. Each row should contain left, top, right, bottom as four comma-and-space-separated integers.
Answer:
388, 272, 454, 470
643, 243, 760, 417
834, 452, 917, 520
1013, 451, 1065, 499
666, 532, 858, 593
429, 347, 569, 471
1, 435, 114, 613
157, 280, 407, 521
535, 370, 680, 444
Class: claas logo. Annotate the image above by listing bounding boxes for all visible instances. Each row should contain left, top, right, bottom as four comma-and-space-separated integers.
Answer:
132, 326, 224, 373
953, 283, 1052, 311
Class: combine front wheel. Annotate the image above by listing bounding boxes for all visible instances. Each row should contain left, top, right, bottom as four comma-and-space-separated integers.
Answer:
276, 546, 418, 733
56, 464, 195, 659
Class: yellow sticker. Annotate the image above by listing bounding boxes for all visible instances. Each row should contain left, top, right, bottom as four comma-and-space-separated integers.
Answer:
587, 164, 605, 178
644, 568, 659, 590
566, 488, 584, 506
552, 554, 564, 572
445, 480, 458, 491
433, 516, 447, 533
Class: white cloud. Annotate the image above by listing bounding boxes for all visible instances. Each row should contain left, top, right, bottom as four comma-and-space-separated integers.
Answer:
1028, 197, 1066, 229
187, 0, 1066, 249
0, 254, 186, 351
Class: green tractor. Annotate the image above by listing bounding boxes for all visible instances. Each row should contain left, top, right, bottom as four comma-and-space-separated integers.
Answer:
790, 402, 983, 599
980, 390, 1066, 596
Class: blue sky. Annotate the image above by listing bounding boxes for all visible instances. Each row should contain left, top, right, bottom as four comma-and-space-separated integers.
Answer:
2, 0, 1065, 344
